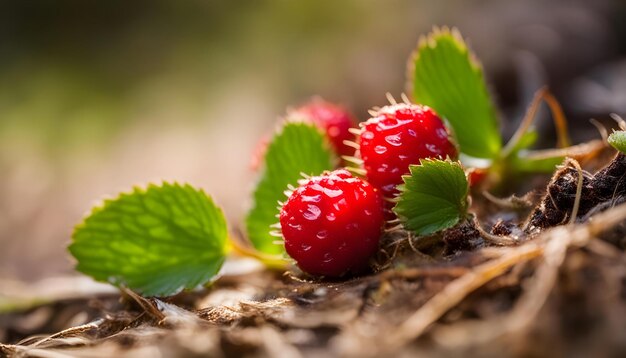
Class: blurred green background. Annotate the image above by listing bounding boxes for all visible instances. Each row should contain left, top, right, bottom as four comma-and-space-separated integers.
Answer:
1, 0, 625, 280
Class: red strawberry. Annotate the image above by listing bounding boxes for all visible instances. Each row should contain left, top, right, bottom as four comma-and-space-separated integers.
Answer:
467, 167, 489, 188
291, 98, 357, 158
251, 99, 357, 171
359, 103, 458, 198
279, 169, 384, 277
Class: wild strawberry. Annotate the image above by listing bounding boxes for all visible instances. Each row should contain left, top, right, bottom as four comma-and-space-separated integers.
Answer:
467, 167, 489, 188
358, 103, 458, 198
290, 98, 357, 158
279, 169, 384, 277
251, 99, 357, 171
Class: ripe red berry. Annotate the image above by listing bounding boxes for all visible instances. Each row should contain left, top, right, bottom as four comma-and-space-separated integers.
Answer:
291, 98, 357, 158
250, 99, 357, 171
467, 167, 489, 188
279, 169, 384, 277
359, 103, 458, 198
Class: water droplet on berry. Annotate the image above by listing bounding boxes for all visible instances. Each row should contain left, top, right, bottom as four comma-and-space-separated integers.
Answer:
362, 131, 374, 140
326, 212, 336, 221
301, 243, 312, 251
436, 127, 448, 139
426, 143, 440, 154
316, 230, 328, 240
288, 222, 302, 231
303, 205, 321, 220
374, 145, 387, 154
379, 118, 396, 129
408, 129, 417, 137
385, 134, 402, 146
333, 198, 347, 211
301, 194, 321, 203
397, 108, 411, 117
323, 187, 343, 198
334, 170, 352, 179
364, 209, 372, 216
323, 253, 333, 263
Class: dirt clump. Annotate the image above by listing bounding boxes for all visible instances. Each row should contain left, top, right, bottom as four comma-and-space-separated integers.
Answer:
442, 221, 484, 255
526, 153, 626, 232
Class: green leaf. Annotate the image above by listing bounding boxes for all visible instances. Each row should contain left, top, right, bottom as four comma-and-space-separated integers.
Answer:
69, 183, 228, 297
245, 122, 335, 255
608, 130, 626, 153
394, 159, 469, 236
409, 27, 501, 159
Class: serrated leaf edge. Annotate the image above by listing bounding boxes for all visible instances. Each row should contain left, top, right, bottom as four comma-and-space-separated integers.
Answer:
393, 158, 469, 235
406, 26, 487, 102
68, 181, 228, 296
405, 26, 501, 159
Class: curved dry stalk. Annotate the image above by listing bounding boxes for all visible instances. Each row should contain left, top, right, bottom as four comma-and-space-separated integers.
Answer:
482, 190, 533, 210
505, 226, 568, 329
520, 139, 606, 165
382, 202, 626, 351
542, 91, 571, 148
502, 87, 572, 158
2, 319, 105, 357
121, 288, 166, 322
589, 118, 609, 142
33, 320, 104, 347
567, 158, 584, 224
472, 216, 519, 245
383, 242, 543, 349
610, 113, 626, 130
431, 233, 569, 348
406, 232, 420, 253
434, 215, 623, 348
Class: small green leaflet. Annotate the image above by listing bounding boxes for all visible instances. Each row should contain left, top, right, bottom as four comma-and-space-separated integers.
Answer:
245, 122, 335, 255
394, 159, 469, 236
409, 27, 501, 159
608, 130, 626, 153
69, 183, 228, 297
